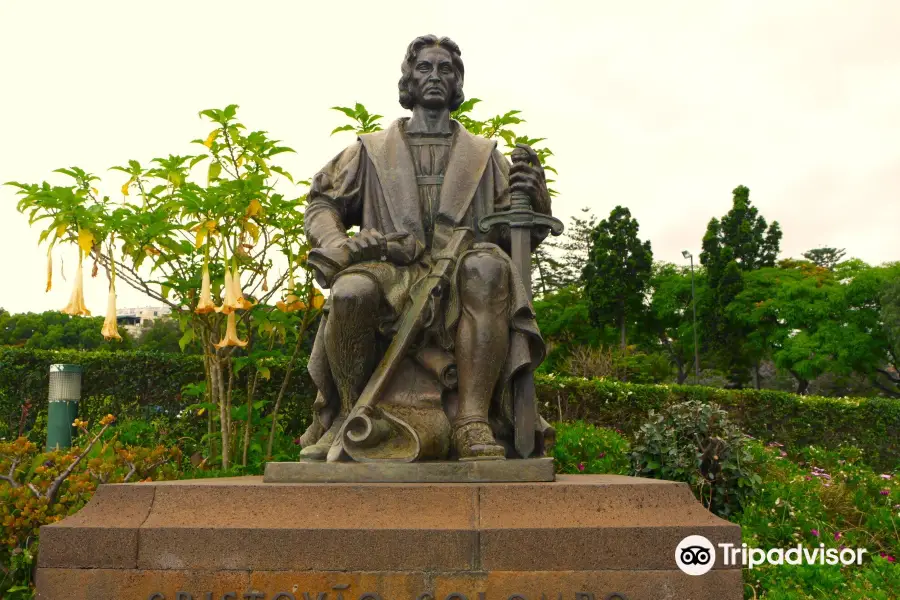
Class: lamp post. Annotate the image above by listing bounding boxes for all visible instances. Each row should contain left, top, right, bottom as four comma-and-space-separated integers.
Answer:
46, 363, 82, 450
682, 251, 700, 385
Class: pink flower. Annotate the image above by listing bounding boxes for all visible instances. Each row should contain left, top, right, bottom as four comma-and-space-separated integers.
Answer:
880, 474, 892, 480
598, 452, 606, 459
577, 463, 585, 472
880, 489, 891, 496
810, 529, 820, 537
879, 552, 896, 563
834, 532, 842, 541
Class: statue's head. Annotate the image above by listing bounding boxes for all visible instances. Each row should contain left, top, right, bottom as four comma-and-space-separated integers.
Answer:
398, 35, 465, 111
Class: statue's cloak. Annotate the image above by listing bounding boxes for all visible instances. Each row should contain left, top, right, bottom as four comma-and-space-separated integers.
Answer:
302, 118, 551, 457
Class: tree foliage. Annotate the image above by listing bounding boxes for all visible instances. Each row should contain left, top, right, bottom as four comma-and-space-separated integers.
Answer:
0, 310, 133, 351
700, 185, 782, 386
803, 246, 847, 270
583, 206, 653, 349
644, 263, 702, 384
8, 105, 323, 470
532, 208, 598, 297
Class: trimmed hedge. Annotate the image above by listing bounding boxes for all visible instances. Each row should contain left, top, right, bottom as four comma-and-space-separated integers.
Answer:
536, 374, 900, 471
1, 348, 897, 470
0, 347, 315, 440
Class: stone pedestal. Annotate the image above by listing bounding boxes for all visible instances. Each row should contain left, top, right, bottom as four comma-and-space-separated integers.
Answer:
36, 474, 742, 600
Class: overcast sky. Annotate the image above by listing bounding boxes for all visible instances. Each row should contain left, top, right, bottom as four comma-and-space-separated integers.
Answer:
1, 0, 898, 315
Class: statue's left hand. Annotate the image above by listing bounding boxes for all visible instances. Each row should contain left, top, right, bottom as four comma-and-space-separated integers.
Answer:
344, 228, 388, 264
509, 143, 548, 210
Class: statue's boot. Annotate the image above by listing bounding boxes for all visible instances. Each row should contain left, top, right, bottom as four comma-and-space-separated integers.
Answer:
454, 421, 505, 461
298, 416, 346, 461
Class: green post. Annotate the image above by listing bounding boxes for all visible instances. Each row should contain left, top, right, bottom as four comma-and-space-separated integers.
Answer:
46, 364, 83, 451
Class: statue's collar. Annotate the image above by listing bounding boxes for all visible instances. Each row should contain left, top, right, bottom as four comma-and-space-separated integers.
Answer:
360, 118, 496, 237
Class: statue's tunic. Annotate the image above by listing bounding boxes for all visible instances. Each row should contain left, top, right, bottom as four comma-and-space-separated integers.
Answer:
302, 118, 552, 454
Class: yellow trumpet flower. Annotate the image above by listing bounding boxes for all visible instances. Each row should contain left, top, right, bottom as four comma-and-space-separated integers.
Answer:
61, 252, 91, 316
277, 281, 325, 313
231, 267, 254, 310
195, 262, 218, 314
101, 284, 122, 341
214, 312, 248, 348
309, 288, 326, 310
216, 266, 237, 314
46, 249, 53, 292
276, 270, 301, 312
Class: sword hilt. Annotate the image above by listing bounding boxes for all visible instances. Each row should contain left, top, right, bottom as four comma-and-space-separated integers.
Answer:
478, 202, 564, 235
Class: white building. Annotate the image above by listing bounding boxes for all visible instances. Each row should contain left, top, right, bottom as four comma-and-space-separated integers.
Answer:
116, 306, 172, 337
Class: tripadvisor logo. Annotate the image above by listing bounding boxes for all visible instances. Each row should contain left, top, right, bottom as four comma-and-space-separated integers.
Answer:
675, 535, 869, 575
676, 535, 716, 576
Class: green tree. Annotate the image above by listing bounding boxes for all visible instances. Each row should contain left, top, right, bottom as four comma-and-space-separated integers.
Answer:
644, 263, 704, 384
0, 311, 133, 351
10, 105, 321, 470
700, 185, 782, 386
802, 246, 846, 270
832, 261, 900, 397
135, 318, 199, 354
583, 206, 653, 350
728, 261, 841, 393
533, 285, 603, 372
881, 275, 900, 372
532, 208, 598, 298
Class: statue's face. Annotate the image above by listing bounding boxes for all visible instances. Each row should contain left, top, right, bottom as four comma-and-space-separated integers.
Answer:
410, 46, 458, 109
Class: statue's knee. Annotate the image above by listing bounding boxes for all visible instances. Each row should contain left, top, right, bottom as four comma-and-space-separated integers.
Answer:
330, 274, 379, 316
460, 253, 509, 302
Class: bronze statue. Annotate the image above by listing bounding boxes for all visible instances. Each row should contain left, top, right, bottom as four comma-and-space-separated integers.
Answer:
298, 34, 562, 463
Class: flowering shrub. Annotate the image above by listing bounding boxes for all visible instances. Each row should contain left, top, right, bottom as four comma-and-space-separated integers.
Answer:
0, 419, 181, 596
740, 443, 899, 598
533, 373, 900, 471
631, 400, 760, 517
550, 421, 630, 475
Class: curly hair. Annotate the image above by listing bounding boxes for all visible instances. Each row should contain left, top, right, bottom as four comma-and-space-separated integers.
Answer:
398, 34, 465, 111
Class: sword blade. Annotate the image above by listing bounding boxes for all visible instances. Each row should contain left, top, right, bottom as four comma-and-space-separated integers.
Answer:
510, 226, 532, 299
510, 225, 536, 458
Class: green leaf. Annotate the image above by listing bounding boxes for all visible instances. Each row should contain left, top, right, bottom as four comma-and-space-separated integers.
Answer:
178, 328, 195, 352
330, 124, 355, 136
331, 106, 357, 119
270, 165, 294, 183
208, 161, 222, 183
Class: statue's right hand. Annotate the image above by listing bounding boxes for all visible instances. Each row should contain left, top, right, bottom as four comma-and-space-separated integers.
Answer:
343, 229, 388, 264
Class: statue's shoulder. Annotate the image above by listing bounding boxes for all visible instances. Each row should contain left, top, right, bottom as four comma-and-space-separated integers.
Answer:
358, 119, 403, 155
452, 120, 497, 154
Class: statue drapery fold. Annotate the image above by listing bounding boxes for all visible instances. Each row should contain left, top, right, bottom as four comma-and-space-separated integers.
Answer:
302, 118, 552, 459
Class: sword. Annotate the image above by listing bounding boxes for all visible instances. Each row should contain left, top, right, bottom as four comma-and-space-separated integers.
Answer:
326, 227, 475, 462
478, 149, 563, 458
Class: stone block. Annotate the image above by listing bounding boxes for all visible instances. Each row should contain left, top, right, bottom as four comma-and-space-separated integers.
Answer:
36, 474, 743, 600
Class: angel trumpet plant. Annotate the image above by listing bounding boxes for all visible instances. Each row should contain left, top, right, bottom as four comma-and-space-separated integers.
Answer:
276, 266, 302, 313
216, 258, 237, 314
195, 258, 218, 314
61, 250, 91, 316
45, 247, 53, 292
214, 311, 248, 348
100, 285, 122, 341
231, 264, 254, 310
101, 236, 123, 341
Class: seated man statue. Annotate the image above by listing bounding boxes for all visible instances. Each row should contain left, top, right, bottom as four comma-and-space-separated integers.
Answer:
298, 34, 557, 462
